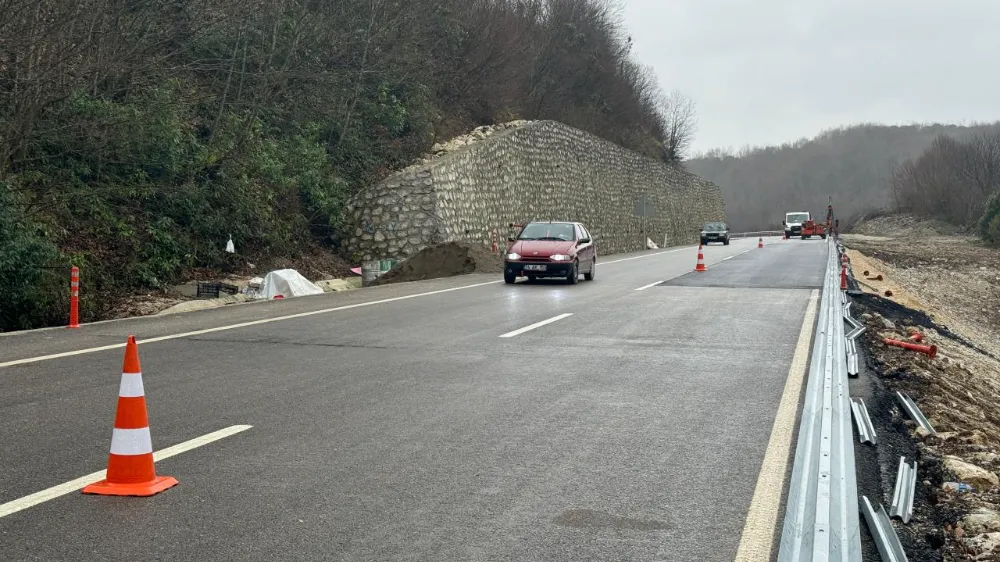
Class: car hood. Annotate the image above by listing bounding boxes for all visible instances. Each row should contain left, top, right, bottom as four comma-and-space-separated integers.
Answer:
510, 240, 575, 257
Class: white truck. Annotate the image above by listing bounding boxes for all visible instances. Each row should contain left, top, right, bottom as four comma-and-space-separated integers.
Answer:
783, 211, 811, 239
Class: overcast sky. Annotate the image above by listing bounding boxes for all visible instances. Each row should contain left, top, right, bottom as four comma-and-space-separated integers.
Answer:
621, 0, 1000, 155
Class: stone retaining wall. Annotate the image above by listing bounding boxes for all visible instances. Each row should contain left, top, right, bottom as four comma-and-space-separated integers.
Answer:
343, 120, 726, 260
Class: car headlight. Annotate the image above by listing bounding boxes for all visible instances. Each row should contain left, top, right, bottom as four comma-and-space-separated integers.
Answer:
700, 231, 707, 236
550, 254, 571, 261
506, 253, 521, 261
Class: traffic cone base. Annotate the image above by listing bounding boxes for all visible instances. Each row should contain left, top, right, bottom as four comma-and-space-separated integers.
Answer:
758, 236, 764, 248
83, 474, 178, 497
83, 335, 177, 498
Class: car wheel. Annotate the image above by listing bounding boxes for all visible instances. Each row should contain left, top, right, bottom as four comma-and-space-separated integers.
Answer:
723, 238, 730, 245
567, 262, 579, 285
700, 238, 707, 246
584, 259, 596, 281
504, 271, 517, 284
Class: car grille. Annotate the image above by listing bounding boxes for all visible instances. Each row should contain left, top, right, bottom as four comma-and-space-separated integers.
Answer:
520, 256, 550, 262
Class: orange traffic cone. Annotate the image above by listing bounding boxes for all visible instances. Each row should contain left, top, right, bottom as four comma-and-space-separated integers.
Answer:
840, 265, 848, 290
758, 236, 764, 248
83, 335, 178, 497
695, 244, 707, 272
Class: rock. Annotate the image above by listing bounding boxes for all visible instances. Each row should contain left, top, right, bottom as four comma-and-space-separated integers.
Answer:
963, 431, 990, 447
915, 426, 933, 440
963, 532, 1000, 558
943, 456, 1000, 490
969, 452, 1000, 466
314, 278, 361, 293
928, 431, 959, 444
962, 509, 1000, 534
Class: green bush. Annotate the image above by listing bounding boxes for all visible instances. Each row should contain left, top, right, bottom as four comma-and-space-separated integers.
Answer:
0, 187, 65, 332
980, 191, 1000, 246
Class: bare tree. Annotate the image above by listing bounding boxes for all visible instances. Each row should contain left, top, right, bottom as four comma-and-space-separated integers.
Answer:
661, 90, 696, 163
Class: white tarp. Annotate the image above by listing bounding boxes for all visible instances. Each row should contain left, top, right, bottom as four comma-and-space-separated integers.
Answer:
257, 269, 324, 300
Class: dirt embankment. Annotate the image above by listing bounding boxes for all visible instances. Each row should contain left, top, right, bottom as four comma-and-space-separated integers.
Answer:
369, 242, 504, 286
844, 215, 1000, 560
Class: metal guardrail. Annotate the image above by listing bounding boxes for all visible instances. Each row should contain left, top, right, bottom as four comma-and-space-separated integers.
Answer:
850, 397, 877, 445
731, 230, 784, 239
861, 497, 909, 562
896, 392, 936, 435
778, 238, 862, 562
890, 457, 917, 523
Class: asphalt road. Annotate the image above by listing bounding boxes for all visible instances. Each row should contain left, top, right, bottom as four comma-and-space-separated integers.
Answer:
0, 237, 828, 561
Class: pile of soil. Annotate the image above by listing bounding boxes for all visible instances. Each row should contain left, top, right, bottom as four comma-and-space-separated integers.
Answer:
853, 296, 1000, 561
369, 242, 504, 286
842, 218, 1000, 560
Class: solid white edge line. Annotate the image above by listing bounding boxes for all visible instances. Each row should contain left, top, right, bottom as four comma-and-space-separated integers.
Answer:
0, 281, 505, 368
733, 290, 820, 562
499, 313, 574, 338
1, 243, 732, 369
634, 280, 663, 291
0, 424, 252, 519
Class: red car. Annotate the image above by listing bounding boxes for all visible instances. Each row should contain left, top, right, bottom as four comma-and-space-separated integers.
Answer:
503, 221, 597, 284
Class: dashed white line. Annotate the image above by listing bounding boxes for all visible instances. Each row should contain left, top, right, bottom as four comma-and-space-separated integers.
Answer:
0, 424, 252, 519
1, 244, 721, 369
499, 313, 574, 338
634, 280, 663, 291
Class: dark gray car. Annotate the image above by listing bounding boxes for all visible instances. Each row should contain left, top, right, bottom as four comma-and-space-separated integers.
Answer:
700, 222, 730, 245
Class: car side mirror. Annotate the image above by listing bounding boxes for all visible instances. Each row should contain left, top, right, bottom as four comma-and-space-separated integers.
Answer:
578, 238, 591, 245
782, 220, 786, 226
507, 236, 516, 243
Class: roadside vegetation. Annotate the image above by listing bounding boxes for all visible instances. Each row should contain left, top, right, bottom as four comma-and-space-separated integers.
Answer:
0, 0, 695, 332
888, 132, 1000, 247
687, 122, 1000, 233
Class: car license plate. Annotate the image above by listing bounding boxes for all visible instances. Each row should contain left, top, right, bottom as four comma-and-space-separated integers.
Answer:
524, 264, 547, 271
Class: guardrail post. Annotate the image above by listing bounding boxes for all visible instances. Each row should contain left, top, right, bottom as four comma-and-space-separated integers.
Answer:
68, 266, 80, 329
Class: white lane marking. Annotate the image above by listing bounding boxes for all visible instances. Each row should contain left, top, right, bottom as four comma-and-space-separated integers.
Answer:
722, 256, 734, 262
600, 247, 686, 264
0, 281, 505, 368
499, 313, 574, 338
0, 425, 252, 519
733, 290, 820, 562
1, 246, 716, 369
634, 280, 663, 291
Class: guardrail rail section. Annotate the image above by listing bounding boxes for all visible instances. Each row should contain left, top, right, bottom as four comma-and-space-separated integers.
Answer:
777, 238, 862, 561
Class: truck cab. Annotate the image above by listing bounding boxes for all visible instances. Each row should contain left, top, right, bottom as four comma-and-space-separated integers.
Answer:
783, 212, 811, 238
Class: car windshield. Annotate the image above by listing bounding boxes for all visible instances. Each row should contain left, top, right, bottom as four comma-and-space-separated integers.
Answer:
703, 223, 726, 232
517, 222, 576, 241
786, 213, 809, 223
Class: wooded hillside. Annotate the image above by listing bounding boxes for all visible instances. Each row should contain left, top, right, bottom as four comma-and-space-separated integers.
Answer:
0, 0, 693, 331
687, 123, 1000, 232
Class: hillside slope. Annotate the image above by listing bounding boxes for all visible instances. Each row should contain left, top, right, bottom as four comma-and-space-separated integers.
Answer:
0, 0, 693, 332
687, 123, 1000, 231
